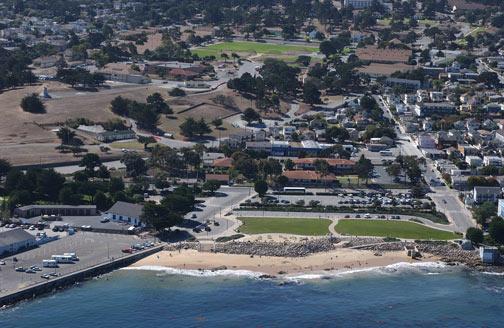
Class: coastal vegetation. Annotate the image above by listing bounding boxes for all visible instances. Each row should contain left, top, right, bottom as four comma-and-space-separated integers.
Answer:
238, 217, 331, 236
335, 220, 459, 240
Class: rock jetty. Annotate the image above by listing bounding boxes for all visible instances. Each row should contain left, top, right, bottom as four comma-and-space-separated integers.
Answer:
214, 238, 339, 257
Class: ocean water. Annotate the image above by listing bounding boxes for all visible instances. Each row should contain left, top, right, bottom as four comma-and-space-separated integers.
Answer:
2, 263, 504, 327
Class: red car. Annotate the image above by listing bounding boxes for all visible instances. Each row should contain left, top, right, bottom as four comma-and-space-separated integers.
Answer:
122, 248, 133, 254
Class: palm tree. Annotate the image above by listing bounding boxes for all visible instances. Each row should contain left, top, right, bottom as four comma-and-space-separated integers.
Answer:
220, 53, 229, 63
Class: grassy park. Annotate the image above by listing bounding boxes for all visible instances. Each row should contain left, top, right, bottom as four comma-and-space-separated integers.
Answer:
335, 219, 459, 240
192, 41, 318, 57
238, 217, 331, 236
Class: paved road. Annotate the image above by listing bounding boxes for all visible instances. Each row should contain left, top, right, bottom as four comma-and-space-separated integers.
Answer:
376, 95, 475, 232
183, 186, 254, 238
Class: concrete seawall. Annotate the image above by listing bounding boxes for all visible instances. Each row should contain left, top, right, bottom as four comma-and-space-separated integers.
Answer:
0, 245, 164, 307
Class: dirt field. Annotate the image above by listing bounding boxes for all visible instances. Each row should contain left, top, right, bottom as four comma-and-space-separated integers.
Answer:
0, 81, 171, 165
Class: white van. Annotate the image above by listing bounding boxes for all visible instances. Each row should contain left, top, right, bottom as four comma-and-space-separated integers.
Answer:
42, 259, 58, 268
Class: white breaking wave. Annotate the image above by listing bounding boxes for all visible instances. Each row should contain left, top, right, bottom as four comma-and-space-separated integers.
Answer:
286, 262, 450, 281
481, 271, 504, 276
122, 265, 265, 278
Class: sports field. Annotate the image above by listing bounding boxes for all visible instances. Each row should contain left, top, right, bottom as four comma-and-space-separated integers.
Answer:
238, 217, 331, 236
192, 41, 318, 57
335, 219, 458, 240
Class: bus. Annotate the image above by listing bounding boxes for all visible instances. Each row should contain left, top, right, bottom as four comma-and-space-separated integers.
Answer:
51, 255, 74, 263
283, 187, 306, 194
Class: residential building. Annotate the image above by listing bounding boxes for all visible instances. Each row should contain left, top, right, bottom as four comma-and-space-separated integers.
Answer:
292, 158, 355, 174
418, 134, 437, 149
283, 170, 338, 187
96, 130, 136, 143
0, 229, 37, 256
483, 156, 503, 167
344, 0, 377, 9
414, 102, 457, 117
205, 173, 230, 184
479, 246, 499, 264
14, 205, 97, 218
103, 201, 144, 227
498, 198, 504, 218
385, 78, 421, 91
473, 186, 501, 204
465, 156, 482, 167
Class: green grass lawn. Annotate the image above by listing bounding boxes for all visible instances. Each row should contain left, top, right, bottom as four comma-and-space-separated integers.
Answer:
109, 140, 147, 150
192, 41, 318, 57
335, 219, 458, 240
238, 217, 331, 236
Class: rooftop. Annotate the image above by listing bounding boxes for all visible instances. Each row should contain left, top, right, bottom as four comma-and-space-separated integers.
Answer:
106, 201, 143, 219
0, 228, 36, 247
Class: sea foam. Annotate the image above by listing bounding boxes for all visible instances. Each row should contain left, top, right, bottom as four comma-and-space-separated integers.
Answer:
122, 265, 265, 278
286, 261, 450, 281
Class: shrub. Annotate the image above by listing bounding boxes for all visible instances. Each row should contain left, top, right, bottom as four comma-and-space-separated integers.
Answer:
21, 94, 45, 113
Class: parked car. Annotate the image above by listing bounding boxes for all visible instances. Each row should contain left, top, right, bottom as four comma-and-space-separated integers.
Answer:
122, 248, 133, 254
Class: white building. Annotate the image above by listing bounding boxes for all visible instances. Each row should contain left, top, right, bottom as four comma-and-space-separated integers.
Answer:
103, 201, 144, 227
344, 0, 377, 9
465, 156, 482, 167
0, 229, 36, 256
429, 91, 444, 102
483, 156, 503, 167
498, 199, 504, 218
473, 186, 501, 204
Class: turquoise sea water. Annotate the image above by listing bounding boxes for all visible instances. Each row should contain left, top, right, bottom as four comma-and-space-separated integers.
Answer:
2, 263, 504, 327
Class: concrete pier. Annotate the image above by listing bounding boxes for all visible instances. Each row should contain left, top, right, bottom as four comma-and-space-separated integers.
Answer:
0, 245, 164, 307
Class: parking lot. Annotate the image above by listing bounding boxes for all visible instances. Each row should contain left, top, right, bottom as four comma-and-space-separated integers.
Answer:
19, 216, 133, 233
253, 191, 424, 208
0, 231, 144, 296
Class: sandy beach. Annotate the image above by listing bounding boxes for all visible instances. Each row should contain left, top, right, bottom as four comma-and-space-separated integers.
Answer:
130, 249, 441, 275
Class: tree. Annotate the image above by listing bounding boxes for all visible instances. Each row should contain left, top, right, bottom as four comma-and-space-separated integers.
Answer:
57, 127, 76, 144
386, 163, 402, 182
355, 155, 374, 185
138, 136, 157, 150
94, 191, 111, 211
473, 202, 497, 226
410, 184, 426, 199
275, 175, 289, 190
141, 202, 182, 231
169, 88, 186, 97
212, 118, 223, 128
325, 126, 349, 142
465, 227, 483, 244
261, 58, 300, 95
79, 153, 101, 173
121, 153, 147, 177
203, 180, 221, 195
242, 107, 261, 125
0, 159, 12, 177
254, 180, 268, 198
147, 92, 172, 114
489, 217, 504, 244
110, 96, 130, 116
220, 53, 229, 63
21, 94, 45, 113
284, 159, 294, 170
303, 80, 321, 104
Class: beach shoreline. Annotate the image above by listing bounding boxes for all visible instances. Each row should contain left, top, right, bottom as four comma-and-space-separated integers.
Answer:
129, 249, 441, 276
